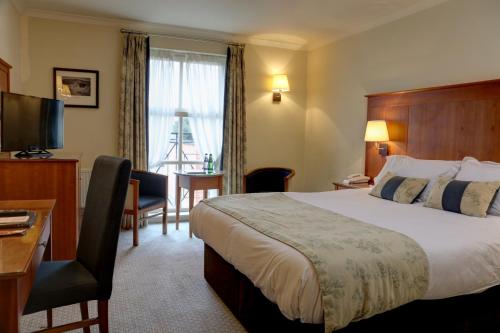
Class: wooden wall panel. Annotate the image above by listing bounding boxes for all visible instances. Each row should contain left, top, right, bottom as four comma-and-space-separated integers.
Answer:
407, 100, 500, 161
0, 159, 80, 260
407, 102, 461, 160
365, 79, 500, 178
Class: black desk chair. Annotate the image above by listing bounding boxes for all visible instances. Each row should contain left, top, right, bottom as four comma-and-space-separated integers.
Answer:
243, 167, 295, 193
124, 170, 168, 246
23, 156, 131, 333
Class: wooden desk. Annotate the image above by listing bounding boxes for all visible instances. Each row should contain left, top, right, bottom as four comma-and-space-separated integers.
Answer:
174, 171, 223, 238
0, 200, 54, 333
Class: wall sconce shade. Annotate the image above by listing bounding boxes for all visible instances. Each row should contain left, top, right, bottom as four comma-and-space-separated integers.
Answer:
365, 120, 389, 142
365, 120, 389, 156
272, 74, 290, 92
272, 74, 289, 102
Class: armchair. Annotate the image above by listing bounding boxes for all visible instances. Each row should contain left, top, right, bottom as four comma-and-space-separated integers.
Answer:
243, 167, 295, 193
124, 170, 168, 246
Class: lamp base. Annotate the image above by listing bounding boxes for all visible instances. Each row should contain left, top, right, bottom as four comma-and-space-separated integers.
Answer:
272, 92, 281, 102
377, 143, 388, 156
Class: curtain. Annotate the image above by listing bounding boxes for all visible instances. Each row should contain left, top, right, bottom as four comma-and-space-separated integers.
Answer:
119, 32, 149, 229
148, 48, 226, 171
222, 44, 246, 194
119, 33, 149, 171
148, 49, 177, 170
184, 53, 226, 169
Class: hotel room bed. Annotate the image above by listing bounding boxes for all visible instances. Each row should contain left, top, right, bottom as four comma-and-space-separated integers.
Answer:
191, 189, 500, 327
191, 78, 500, 332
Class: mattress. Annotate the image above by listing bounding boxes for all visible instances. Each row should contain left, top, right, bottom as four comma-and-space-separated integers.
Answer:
190, 189, 500, 324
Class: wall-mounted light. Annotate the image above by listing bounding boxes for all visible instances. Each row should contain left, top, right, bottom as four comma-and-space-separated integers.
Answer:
364, 120, 389, 156
272, 74, 289, 102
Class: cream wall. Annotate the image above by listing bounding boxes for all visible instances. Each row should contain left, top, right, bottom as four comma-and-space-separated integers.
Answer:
23, 18, 122, 168
22, 17, 309, 189
245, 45, 307, 191
305, 0, 500, 191
0, 0, 22, 92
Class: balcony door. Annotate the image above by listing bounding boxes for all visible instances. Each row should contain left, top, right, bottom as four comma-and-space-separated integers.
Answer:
148, 48, 226, 211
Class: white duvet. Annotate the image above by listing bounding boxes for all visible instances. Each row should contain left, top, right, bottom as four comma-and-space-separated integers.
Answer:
190, 189, 500, 324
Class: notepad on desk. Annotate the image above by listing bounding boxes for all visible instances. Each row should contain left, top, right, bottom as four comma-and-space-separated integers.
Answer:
0, 210, 35, 229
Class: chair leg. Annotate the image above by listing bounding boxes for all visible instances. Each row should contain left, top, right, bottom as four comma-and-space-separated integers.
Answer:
189, 189, 194, 238
162, 206, 167, 235
98, 300, 109, 333
133, 213, 139, 246
46, 309, 53, 328
80, 302, 91, 333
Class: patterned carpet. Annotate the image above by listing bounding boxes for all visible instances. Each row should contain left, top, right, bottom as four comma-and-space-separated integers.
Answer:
21, 222, 246, 333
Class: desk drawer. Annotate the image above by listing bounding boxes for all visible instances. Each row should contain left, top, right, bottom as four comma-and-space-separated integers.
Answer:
19, 214, 51, 313
33, 214, 51, 267
192, 176, 221, 189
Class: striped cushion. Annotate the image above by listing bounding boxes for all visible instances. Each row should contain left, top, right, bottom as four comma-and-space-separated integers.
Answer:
424, 177, 500, 217
370, 172, 429, 204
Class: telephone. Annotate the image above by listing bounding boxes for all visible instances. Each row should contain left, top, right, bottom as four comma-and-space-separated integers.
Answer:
344, 173, 370, 184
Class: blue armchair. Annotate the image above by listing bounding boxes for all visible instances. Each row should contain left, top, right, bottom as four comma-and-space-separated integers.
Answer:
243, 167, 295, 193
124, 170, 168, 246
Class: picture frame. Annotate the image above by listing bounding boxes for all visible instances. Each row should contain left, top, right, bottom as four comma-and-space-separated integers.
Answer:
53, 67, 99, 108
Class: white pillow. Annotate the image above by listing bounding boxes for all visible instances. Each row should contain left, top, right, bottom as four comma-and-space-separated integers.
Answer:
455, 157, 500, 216
373, 155, 407, 185
374, 155, 461, 202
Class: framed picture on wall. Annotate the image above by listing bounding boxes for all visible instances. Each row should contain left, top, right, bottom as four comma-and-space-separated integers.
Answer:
53, 67, 99, 108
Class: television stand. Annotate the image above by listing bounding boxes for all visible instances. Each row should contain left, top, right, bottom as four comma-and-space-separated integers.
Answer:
15, 150, 53, 159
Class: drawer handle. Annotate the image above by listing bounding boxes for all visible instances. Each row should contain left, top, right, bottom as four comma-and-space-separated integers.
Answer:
39, 241, 48, 248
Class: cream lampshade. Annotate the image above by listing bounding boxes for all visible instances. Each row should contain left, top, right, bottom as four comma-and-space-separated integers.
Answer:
365, 120, 389, 156
272, 74, 289, 102
364, 120, 389, 142
272, 74, 290, 92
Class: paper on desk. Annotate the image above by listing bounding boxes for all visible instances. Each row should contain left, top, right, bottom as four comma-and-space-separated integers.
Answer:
0, 215, 30, 225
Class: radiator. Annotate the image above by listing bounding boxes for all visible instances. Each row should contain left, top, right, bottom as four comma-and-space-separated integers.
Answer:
80, 168, 92, 207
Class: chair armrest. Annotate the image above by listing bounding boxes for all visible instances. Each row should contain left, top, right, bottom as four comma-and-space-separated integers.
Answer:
124, 179, 140, 211
131, 170, 168, 198
283, 169, 295, 192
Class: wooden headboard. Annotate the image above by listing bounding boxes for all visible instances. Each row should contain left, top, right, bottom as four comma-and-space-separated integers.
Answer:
0, 57, 11, 93
365, 79, 500, 179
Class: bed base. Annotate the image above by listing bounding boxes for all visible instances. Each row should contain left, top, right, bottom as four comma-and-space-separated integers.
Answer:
204, 244, 500, 333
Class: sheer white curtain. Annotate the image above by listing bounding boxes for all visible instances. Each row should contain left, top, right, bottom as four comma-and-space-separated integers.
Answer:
148, 48, 226, 171
148, 49, 178, 170
184, 53, 226, 169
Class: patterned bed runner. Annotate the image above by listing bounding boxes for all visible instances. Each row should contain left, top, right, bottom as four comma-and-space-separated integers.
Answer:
202, 193, 429, 332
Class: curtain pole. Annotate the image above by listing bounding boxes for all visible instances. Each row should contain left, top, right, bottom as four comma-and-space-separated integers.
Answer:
119, 28, 244, 47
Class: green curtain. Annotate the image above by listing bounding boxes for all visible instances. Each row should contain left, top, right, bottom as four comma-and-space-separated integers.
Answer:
119, 33, 148, 171
222, 44, 246, 194
119, 32, 149, 229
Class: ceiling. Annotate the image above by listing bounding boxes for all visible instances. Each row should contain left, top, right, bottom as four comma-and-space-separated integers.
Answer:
14, 0, 448, 49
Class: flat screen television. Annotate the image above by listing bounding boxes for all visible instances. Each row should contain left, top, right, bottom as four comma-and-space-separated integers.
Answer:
1, 92, 64, 158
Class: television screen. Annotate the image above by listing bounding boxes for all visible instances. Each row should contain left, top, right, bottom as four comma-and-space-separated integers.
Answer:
1, 92, 64, 152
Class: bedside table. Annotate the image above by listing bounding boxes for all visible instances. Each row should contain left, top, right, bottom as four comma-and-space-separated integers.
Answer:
332, 181, 372, 190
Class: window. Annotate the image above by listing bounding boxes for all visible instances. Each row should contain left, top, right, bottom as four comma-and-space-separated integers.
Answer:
148, 48, 226, 210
